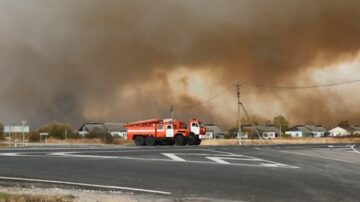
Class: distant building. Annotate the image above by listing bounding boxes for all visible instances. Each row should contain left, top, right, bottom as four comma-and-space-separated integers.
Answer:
204, 124, 228, 139
103, 123, 128, 137
242, 125, 280, 139
329, 126, 360, 137
78, 122, 127, 138
285, 125, 327, 138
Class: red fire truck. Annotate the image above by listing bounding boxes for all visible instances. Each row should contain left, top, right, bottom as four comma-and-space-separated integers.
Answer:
124, 118, 206, 146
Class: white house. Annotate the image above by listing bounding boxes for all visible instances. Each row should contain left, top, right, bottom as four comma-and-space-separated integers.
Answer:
329, 126, 360, 136
285, 125, 327, 138
204, 124, 228, 139
329, 127, 351, 136
243, 125, 280, 139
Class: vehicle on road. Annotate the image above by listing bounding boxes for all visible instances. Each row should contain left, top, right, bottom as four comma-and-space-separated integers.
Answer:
124, 118, 207, 146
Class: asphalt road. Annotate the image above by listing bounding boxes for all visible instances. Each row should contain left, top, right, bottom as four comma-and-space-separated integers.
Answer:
0, 144, 359, 201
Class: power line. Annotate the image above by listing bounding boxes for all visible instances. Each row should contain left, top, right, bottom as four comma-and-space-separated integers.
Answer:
238, 79, 360, 89
176, 85, 232, 109
172, 78, 360, 111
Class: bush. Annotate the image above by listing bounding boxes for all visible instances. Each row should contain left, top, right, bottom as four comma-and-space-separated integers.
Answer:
28, 132, 40, 142
86, 128, 114, 144
279, 134, 292, 139
36, 122, 75, 140
224, 133, 237, 139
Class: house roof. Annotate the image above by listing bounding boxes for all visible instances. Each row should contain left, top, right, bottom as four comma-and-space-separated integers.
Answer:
304, 125, 327, 132
103, 123, 127, 132
204, 124, 228, 134
79, 122, 126, 132
343, 126, 360, 133
329, 126, 360, 132
79, 123, 107, 133
243, 125, 280, 134
287, 125, 326, 133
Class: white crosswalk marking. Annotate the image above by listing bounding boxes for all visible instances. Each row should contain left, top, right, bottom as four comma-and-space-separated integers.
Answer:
0, 150, 299, 168
162, 153, 186, 161
206, 157, 230, 164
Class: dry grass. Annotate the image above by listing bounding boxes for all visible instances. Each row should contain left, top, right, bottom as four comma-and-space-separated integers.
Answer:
112, 138, 133, 145
46, 137, 103, 144
44, 137, 133, 145
201, 137, 360, 145
0, 192, 74, 202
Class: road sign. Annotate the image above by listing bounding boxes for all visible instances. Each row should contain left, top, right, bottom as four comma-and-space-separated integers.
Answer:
4, 126, 30, 133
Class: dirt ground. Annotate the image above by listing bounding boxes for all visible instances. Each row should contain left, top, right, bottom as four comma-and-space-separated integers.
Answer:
0, 186, 171, 202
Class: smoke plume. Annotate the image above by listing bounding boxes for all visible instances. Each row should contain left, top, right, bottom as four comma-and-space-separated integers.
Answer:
1, 0, 360, 129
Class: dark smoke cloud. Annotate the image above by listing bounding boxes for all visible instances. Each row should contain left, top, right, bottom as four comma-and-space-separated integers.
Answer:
1, 0, 360, 129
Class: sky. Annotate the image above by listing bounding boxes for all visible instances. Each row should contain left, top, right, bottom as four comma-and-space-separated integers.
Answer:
0, 0, 360, 129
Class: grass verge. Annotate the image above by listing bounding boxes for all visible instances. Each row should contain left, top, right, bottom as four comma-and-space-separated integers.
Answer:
201, 137, 360, 145
0, 192, 74, 202
36, 137, 133, 145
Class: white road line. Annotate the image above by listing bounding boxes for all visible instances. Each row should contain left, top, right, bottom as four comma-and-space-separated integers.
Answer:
49, 152, 122, 159
0, 151, 299, 168
206, 157, 230, 164
0, 149, 298, 168
162, 153, 186, 161
201, 149, 235, 156
0, 176, 171, 195
202, 148, 299, 168
351, 145, 360, 154
0, 153, 21, 156
53, 148, 205, 154
335, 148, 351, 151
278, 150, 354, 163
261, 163, 279, 168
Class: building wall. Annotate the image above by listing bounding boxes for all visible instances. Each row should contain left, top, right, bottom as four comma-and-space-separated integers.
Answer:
262, 132, 276, 139
313, 132, 325, 138
329, 127, 350, 136
285, 131, 303, 138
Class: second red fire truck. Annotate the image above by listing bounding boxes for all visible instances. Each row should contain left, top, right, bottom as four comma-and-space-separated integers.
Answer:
124, 118, 206, 146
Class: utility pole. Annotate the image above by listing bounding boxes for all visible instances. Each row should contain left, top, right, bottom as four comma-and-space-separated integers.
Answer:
9, 124, 13, 147
65, 129, 68, 143
21, 120, 27, 146
170, 105, 175, 120
234, 81, 241, 139
239, 103, 263, 140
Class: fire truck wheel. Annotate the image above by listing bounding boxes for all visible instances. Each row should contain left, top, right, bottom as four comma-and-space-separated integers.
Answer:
195, 139, 202, 145
188, 134, 197, 145
145, 136, 156, 146
134, 136, 145, 146
174, 135, 185, 146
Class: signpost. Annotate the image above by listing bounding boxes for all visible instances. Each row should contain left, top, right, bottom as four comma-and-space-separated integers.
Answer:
4, 123, 30, 147
40, 133, 48, 143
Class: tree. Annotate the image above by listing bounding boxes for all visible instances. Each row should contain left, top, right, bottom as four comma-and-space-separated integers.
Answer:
338, 120, 350, 128
36, 122, 75, 140
273, 115, 289, 133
